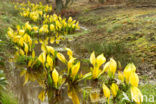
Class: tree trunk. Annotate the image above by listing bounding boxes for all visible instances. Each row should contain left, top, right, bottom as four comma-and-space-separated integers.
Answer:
46, 0, 49, 3
55, 0, 63, 12
65, 0, 70, 7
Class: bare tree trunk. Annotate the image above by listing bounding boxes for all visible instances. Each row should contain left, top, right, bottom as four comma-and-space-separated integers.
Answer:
55, 0, 63, 12
45, 0, 50, 3
65, 0, 70, 7
89, 0, 94, 2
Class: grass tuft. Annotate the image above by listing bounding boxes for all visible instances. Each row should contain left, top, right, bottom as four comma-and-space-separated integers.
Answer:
85, 41, 139, 67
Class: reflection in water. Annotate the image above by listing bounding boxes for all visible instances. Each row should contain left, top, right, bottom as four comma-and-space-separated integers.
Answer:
89, 89, 106, 104
6, 61, 107, 104
6, 44, 107, 104
68, 85, 80, 104
90, 90, 100, 103
47, 86, 75, 104
6, 61, 45, 104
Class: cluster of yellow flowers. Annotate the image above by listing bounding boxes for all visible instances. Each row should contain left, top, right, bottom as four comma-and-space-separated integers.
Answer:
7, 22, 39, 56
38, 14, 80, 43
35, 43, 143, 104
43, 14, 80, 34
9, 1, 143, 104
124, 63, 143, 104
102, 62, 143, 104
14, 1, 80, 44
36, 43, 81, 89
37, 43, 64, 89
15, 1, 52, 22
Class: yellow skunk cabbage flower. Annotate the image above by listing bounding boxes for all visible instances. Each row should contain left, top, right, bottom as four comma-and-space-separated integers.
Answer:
41, 44, 47, 52
90, 52, 106, 79
38, 52, 46, 65
24, 43, 28, 55
72, 24, 75, 29
32, 50, 35, 58
56, 36, 60, 44
50, 24, 55, 31
90, 51, 96, 66
39, 24, 49, 33
39, 39, 44, 43
110, 83, 118, 97
46, 55, 53, 68
92, 67, 101, 79
19, 29, 25, 35
72, 20, 76, 24
53, 14, 58, 20
13, 36, 20, 43
103, 58, 117, 77
131, 87, 143, 104
57, 53, 67, 64
19, 37, 24, 47
103, 61, 110, 73
50, 37, 55, 44
124, 63, 136, 84
118, 71, 124, 82
23, 34, 32, 46
30, 12, 39, 22
90, 52, 106, 67
28, 59, 32, 67
34, 40, 38, 44
46, 46, 55, 55
19, 49, 25, 55
45, 37, 49, 45
71, 62, 80, 80
28, 38, 32, 46
129, 72, 139, 87
96, 54, 106, 67
33, 26, 39, 32
25, 22, 32, 31
58, 17, 62, 21
76, 22, 80, 29
56, 21, 62, 29
62, 19, 67, 27
68, 17, 73, 23
52, 69, 59, 87
109, 58, 117, 75
68, 57, 76, 73
39, 10, 43, 16
8, 27, 13, 32
7, 27, 14, 38
65, 48, 73, 59
103, 84, 110, 104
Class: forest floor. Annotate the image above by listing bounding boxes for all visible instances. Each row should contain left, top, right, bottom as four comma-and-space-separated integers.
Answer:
63, 0, 156, 84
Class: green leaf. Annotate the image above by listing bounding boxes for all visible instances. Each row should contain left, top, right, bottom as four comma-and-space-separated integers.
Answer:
78, 72, 92, 82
